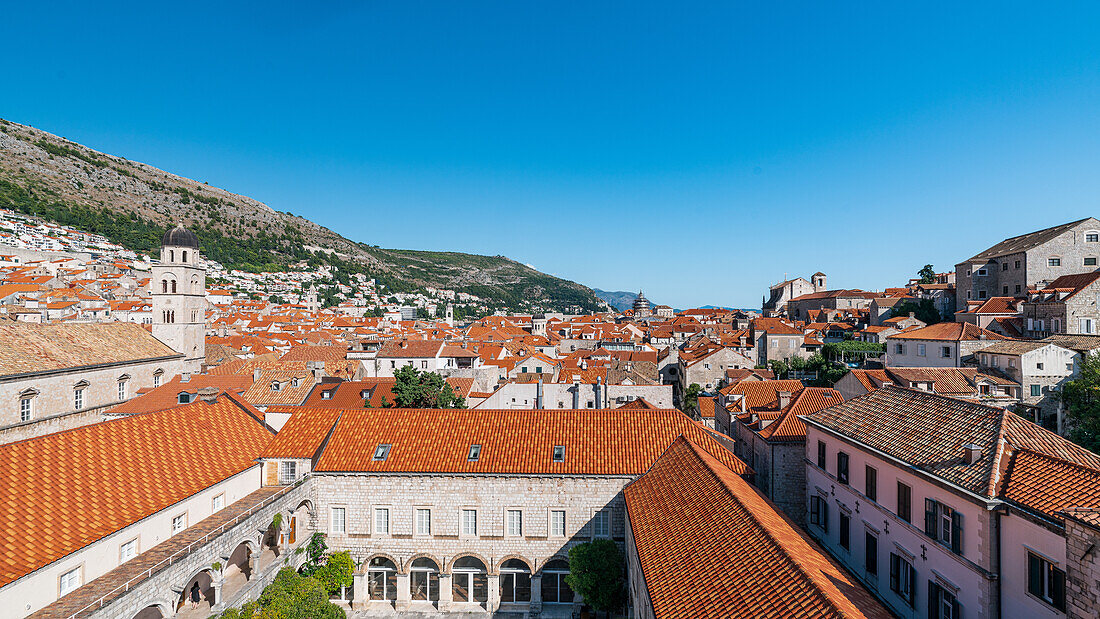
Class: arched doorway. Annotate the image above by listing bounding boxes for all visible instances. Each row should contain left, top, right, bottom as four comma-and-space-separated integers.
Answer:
540, 559, 574, 605
410, 557, 440, 603
452, 556, 488, 606
367, 556, 398, 603
176, 569, 214, 615
222, 541, 253, 600
499, 558, 532, 604
132, 604, 166, 619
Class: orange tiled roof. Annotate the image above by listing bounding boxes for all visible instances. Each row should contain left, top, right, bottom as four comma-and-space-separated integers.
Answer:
886, 321, 1008, 341
108, 374, 253, 414
0, 395, 273, 589
624, 437, 891, 619
261, 407, 751, 478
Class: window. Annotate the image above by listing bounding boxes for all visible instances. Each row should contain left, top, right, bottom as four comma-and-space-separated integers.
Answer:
19, 396, 33, 422
550, 510, 566, 537
368, 556, 398, 601
809, 495, 828, 532
410, 557, 440, 602
978, 290, 987, 299
331, 507, 346, 533
212, 494, 224, 512
917, 344, 926, 357
1016, 260, 1021, 269
279, 461, 297, 484
117, 381, 128, 401
1016, 284, 1021, 293
153, 372, 162, 388
1028, 552, 1067, 611
120, 538, 137, 563
452, 556, 488, 603
593, 510, 610, 538
178, 392, 192, 404
895, 343, 905, 355
541, 559, 574, 604
865, 466, 877, 501
552, 445, 565, 462
1003, 285, 1009, 295
1049, 257, 1061, 267
321, 390, 332, 400
837, 452, 849, 484
1089, 233, 1099, 242
421, 360, 428, 369
924, 499, 963, 554
889, 553, 915, 607
839, 512, 850, 550
1002, 262, 1009, 271
462, 509, 477, 536
416, 508, 431, 535
374, 508, 390, 534
817, 441, 826, 468
1087, 257, 1098, 266
499, 558, 532, 603
941, 346, 951, 358
1031, 384, 1042, 397
373, 444, 391, 461
975, 268, 987, 276
897, 482, 912, 522
468, 444, 481, 461
865, 532, 878, 576
929, 582, 960, 619
172, 514, 186, 535
507, 509, 523, 536
74, 388, 84, 411
59, 566, 82, 597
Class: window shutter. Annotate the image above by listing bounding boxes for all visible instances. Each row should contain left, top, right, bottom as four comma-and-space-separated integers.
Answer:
927, 582, 937, 619
1027, 554, 1041, 597
889, 554, 899, 592
1053, 568, 1066, 612
908, 563, 916, 608
952, 596, 961, 619
925, 498, 937, 537
951, 511, 963, 554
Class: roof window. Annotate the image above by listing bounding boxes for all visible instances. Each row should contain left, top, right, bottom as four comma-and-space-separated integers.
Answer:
373, 444, 392, 461
552, 445, 566, 462
468, 444, 481, 461
321, 390, 333, 400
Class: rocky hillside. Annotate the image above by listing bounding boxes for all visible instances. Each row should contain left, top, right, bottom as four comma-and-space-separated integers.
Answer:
0, 119, 602, 313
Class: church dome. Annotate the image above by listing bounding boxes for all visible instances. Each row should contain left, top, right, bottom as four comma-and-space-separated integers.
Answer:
633, 291, 650, 311
162, 224, 199, 249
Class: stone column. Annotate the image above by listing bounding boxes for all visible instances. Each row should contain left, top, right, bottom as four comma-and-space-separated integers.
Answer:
395, 573, 411, 611
352, 572, 368, 611
530, 573, 543, 616
438, 573, 453, 611
487, 574, 501, 611
211, 578, 223, 607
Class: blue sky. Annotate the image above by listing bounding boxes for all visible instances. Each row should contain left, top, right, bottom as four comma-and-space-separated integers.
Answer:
4, 2, 1100, 308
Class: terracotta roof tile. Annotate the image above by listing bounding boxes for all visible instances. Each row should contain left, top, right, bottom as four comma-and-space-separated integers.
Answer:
0, 323, 180, 377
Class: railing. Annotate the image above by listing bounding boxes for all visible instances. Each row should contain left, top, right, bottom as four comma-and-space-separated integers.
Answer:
64, 476, 310, 619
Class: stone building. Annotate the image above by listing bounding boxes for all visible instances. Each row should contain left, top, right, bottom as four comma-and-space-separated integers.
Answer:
786, 289, 881, 321
632, 291, 652, 318
804, 387, 1100, 619
954, 217, 1100, 308
974, 340, 1078, 432
762, 273, 824, 316
258, 406, 747, 616
151, 224, 206, 371
885, 321, 1006, 368
0, 322, 189, 439
1021, 272, 1100, 338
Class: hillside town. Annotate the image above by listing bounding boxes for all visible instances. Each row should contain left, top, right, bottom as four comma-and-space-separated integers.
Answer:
3, 216, 1100, 619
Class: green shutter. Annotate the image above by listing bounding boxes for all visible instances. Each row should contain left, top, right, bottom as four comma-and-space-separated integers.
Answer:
1028, 554, 1042, 597
928, 581, 937, 619
890, 553, 899, 592
1053, 567, 1066, 612
925, 498, 937, 537
951, 511, 963, 554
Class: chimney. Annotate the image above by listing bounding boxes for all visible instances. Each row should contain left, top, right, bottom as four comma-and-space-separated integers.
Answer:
778, 390, 792, 410
536, 379, 544, 410
909, 312, 915, 319
962, 444, 982, 464
253, 368, 262, 383
180, 372, 192, 383
197, 387, 219, 403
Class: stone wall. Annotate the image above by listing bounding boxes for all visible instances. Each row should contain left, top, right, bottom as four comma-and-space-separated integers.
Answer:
1064, 511, 1100, 619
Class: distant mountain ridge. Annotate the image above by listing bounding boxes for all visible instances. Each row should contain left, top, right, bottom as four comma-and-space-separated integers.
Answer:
0, 119, 602, 313
592, 288, 655, 312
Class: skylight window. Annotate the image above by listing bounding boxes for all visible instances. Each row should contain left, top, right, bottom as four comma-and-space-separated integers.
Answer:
468, 444, 481, 461
552, 445, 566, 462
373, 444, 392, 461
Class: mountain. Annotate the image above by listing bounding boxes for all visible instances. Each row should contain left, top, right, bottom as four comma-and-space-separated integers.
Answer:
0, 119, 601, 313
592, 288, 648, 312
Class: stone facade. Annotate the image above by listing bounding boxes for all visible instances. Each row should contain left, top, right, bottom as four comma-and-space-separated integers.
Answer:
151, 235, 206, 371
1063, 511, 1100, 619
732, 425, 806, 527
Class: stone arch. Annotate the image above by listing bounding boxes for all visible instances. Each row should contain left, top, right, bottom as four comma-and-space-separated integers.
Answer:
364, 551, 403, 574
402, 551, 444, 574
535, 554, 570, 572
176, 567, 215, 611
445, 551, 493, 575
132, 599, 172, 619
498, 553, 535, 573
294, 498, 316, 518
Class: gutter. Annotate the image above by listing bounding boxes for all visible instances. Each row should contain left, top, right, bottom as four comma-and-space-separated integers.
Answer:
0, 354, 185, 383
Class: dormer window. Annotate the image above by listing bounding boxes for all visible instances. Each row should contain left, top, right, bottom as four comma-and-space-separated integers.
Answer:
271, 382, 282, 392
321, 390, 333, 400
552, 445, 566, 462
468, 444, 481, 461
291, 378, 300, 388
373, 444, 392, 461
178, 392, 193, 404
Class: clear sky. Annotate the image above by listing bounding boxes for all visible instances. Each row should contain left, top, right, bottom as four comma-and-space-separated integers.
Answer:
4, 2, 1100, 308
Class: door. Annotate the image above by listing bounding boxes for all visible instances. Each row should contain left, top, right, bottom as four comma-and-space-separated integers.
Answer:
288, 516, 297, 544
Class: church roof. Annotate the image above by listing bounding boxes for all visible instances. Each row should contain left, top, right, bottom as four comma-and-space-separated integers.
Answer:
162, 224, 199, 249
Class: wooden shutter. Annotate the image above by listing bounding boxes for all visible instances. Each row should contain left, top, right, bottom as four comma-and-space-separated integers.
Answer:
1053, 566, 1066, 612
925, 498, 937, 537
889, 553, 900, 593
1027, 554, 1042, 598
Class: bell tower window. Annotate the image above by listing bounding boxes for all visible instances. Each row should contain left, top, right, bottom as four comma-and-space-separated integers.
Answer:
169, 250, 174, 262
182, 251, 188, 262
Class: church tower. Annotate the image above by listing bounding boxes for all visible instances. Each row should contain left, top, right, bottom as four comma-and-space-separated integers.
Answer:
151, 224, 206, 370
305, 285, 320, 313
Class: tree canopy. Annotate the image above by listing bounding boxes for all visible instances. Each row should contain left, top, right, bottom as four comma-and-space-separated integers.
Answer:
215, 567, 345, 619
682, 382, 702, 415
566, 540, 627, 613
1061, 353, 1100, 454
918, 264, 937, 284
390, 365, 467, 408
890, 298, 942, 325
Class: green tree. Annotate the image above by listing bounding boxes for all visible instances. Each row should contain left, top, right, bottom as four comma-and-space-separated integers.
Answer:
1061, 353, 1100, 453
566, 540, 626, 614
890, 298, 941, 325
391, 365, 467, 408
768, 358, 790, 379
298, 533, 328, 578
918, 264, 937, 284
681, 383, 702, 414
314, 551, 355, 595
216, 567, 344, 619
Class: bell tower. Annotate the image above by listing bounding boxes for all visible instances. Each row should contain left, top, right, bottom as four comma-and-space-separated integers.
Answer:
151, 224, 206, 370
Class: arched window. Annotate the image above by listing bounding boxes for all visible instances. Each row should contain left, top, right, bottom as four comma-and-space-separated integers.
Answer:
410, 557, 440, 602
182, 251, 188, 262
153, 369, 164, 388
540, 559, 574, 604
161, 280, 168, 293
367, 557, 397, 601
169, 250, 174, 262
499, 559, 531, 603
452, 556, 488, 604
171, 280, 177, 293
